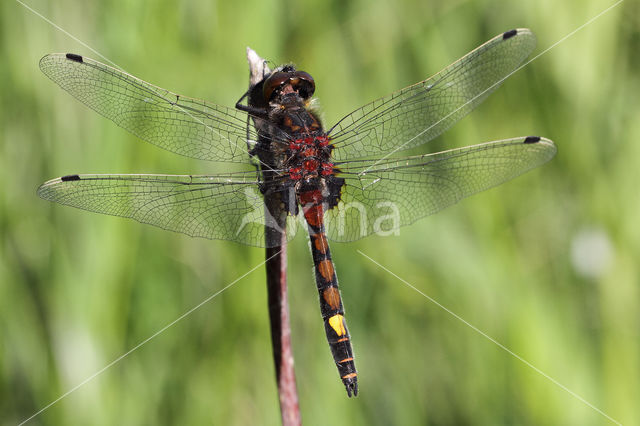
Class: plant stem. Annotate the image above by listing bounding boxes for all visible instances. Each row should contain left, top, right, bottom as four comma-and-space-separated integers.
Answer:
266, 242, 301, 426
247, 47, 301, 426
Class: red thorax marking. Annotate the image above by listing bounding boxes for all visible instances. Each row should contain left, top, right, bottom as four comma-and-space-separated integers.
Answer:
320, 162, 333, 176
303, 159, 319, 171
318, 135, 329, 147
288, 134, 334, 180
289, 167, 302, 180
289, 135, 330, 151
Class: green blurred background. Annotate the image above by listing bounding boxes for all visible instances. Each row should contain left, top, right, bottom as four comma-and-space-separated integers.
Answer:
1, 0, 638, 424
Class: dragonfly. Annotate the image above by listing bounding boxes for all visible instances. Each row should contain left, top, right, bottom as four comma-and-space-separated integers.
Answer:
38, 28, 556, 397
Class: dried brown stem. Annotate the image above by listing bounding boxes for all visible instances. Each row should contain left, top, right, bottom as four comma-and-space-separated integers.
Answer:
247, 47, 301, 426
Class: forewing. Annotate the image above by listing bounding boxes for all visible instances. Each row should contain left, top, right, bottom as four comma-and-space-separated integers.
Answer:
324, 137, 556, 242
37, 173, 299, 247
329, 29, 537, 160
40, 54, 258, 162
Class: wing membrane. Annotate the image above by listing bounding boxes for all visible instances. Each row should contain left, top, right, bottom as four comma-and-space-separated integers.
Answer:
40, 54, 260, 162
324, 137, 556, 242
37, 173, 299, 247
329, 29, 537, 160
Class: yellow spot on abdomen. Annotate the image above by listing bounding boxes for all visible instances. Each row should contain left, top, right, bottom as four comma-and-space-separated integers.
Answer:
328, 314, 346, 336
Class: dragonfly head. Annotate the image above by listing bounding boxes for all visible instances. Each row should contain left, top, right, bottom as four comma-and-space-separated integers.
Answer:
263, 65, 315, 103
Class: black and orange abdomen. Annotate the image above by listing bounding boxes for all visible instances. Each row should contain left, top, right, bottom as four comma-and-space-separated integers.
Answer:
299, 188, 358, 397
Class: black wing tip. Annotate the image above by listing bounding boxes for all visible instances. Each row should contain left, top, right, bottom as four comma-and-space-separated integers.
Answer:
523, 136, 542, 144
65, 53, 84, 63
502, 29, 518, 40
61, 174, 81, 182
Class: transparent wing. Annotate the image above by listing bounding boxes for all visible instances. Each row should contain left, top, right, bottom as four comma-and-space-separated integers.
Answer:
328, 29, 537, 160
37, 172, 300, 247
324, 136, 556, 242
39, 53, 270, 162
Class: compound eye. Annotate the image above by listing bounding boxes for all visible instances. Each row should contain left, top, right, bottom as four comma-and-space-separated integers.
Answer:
263, 72, 291, 102
290, 71, 315, 99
